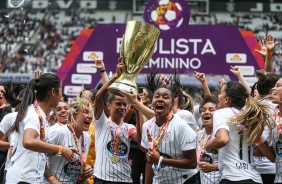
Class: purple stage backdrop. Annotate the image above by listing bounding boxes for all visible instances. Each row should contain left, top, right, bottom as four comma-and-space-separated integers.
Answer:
57, 24, 263, 97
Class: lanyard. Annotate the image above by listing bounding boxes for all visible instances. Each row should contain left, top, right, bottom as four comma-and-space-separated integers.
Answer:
109, 120, 123, 155
146, 111, 173, 152
67, 124, 86, 166
275, 107, 281, 127
197, 132, 212, 161
33, 100, 46, 141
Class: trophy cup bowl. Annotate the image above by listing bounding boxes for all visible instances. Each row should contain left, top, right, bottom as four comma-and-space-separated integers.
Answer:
108, 21, 160, 95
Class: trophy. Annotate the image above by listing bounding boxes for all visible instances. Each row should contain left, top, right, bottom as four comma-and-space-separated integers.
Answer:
108, 21, 160, 95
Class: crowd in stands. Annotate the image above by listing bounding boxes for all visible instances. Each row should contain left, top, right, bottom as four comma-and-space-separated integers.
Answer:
0, 9, 282, 75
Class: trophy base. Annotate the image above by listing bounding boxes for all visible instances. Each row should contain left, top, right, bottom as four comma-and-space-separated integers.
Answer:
108, 81, 138, 96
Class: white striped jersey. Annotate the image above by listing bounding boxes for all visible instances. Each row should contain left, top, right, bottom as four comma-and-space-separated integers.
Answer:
94, 111, 136, 183
43, 124, 90, 184
197, 129, 220, 184
141, 115, 197, 184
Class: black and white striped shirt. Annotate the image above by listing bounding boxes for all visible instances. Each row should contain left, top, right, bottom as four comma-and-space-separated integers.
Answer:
94, 111, 136, 183
141, 115, 197, 184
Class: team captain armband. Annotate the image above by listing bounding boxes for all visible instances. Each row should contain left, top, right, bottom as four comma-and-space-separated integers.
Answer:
128, 127, 137, 137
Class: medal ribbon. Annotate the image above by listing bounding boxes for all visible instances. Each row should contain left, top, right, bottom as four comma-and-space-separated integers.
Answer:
146, 111, 173, 152
33, 100, 46, 141
109, 121, 123, 155
197, 132, 212, 162
67, 124, 86, 166
275, 107, 282, 137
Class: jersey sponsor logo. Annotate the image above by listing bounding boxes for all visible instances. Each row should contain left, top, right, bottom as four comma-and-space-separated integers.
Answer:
107, 141, 128, 156
64, 160, 81, 179
201, 153, 213, 164
162, 131, 170, 142
185, 139, 196, 146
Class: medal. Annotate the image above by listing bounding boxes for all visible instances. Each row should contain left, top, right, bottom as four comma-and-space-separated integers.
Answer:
111, 154, 119, 163
109, 120, 123, 162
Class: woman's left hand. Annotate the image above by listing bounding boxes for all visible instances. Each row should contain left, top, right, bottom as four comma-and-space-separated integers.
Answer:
198, 161, 217, 173
146, 150, 160, 164
81, 166, 94, 178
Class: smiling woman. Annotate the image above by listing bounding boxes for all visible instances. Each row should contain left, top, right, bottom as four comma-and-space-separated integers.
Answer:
44, 97, 93, 183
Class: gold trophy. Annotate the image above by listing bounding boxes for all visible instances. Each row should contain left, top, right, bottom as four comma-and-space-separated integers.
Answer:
108, 21, 160, 95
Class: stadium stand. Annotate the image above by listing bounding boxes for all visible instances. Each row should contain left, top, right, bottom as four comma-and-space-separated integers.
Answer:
0, 9, 281, 75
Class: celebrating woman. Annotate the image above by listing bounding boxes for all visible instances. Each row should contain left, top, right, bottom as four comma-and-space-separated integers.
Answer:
44, 97, 93, 183
140, 71, 198, 184
5, 73, 76, 184
197, 96, 220, 184
205, 81, 274, 184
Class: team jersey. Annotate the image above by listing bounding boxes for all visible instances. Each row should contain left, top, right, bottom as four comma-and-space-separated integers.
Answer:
141, 115, 197, 184
94, 111, 136, 183
43, 125, 90, 183
213, 108, 262, 183
197, 129, 220, 184
5, 105, 49, 184
175, 109, 197, 132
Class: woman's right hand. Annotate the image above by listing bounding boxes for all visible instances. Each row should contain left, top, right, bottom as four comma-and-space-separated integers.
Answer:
62, 147, 79, 162
116, 56, 125, 75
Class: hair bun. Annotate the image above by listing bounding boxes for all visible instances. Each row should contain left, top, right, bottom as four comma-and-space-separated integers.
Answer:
256, 70, 267, 81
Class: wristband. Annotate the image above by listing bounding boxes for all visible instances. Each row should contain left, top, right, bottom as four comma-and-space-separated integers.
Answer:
57, 146, 63, 155
267, 51, 273, 55
100, 69, 106, 73
157, 156, 164, 169
48, 176, 55, 182
256, 139, 263, 146
115, 73, 120, 78
201, 81, 207, 86
128, 106, 134, 112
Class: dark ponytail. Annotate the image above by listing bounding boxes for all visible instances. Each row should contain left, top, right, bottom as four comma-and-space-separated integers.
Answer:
12, 79, 36, 132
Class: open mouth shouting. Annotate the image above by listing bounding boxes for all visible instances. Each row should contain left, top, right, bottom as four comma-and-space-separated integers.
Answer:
155, 104, 164, 112
202, 114, 212, 123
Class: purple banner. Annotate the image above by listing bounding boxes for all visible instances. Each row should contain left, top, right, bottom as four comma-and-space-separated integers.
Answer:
57, 24, 263, 97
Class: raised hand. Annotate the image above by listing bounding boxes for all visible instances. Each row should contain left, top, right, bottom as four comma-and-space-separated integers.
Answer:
118, 88, 138, 105
92, 56, 106, 71
255, 39, 267, 57
193, 71, 206, 83
116, 56, 125, 75
33, 70, 42, 79
230, 66, 241, 77
219, 76, 227, 88
265, 33, 279, 52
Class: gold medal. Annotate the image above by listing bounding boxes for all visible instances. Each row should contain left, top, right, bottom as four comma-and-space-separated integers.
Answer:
111, 154, 119, 164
